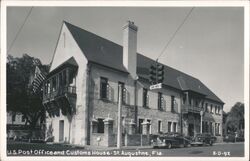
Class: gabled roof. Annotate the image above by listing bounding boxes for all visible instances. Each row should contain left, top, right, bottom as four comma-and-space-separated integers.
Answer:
64, 21, 224, 104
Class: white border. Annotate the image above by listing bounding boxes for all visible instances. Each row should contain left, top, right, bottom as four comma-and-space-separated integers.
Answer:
1, 1, 249, 161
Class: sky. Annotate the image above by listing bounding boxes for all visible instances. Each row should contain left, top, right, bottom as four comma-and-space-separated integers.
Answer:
6, 6, 244, 112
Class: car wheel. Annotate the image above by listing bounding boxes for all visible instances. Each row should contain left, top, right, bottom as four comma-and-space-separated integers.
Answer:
209, 140, 213, 146
166, 142, 172, 149
202, 141, 206, 146
153, 146, 158, 149
185, 143, 191, 148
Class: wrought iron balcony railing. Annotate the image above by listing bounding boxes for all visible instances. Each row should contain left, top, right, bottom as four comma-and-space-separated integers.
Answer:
182, 105, 202, 114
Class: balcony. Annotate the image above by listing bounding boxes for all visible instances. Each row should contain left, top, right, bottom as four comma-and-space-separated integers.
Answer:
42, 65, 77, 116
182, 105, 202, 114
43, 85, 76, 104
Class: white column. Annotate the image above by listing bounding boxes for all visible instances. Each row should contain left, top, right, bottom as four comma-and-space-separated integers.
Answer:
117, 85, 122, 148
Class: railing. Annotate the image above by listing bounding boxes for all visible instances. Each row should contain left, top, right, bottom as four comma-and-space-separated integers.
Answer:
182, 105, 202, 114
43, 86, 76, 103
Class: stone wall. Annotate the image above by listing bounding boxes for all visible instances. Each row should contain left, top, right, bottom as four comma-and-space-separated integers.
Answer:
125, 134, 150, 146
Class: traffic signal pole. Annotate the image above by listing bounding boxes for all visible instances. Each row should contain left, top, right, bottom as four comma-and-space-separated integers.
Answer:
117, 84, 122, 148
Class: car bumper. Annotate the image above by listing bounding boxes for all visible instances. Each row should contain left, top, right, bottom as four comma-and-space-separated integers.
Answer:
151, 142, 166, 147
191, 141, 203, 145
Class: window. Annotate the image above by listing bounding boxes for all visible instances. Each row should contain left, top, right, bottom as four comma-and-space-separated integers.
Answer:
210, 122, 213, 133
143, 88, 148, 107
182, 94, 186, 104
12, 114, 16, 122
218, 123, 220, 134
52, 76, 57, 92
138, 119, 144, 134
210, 104, 213, 113
171, 96, 175, 112
168, 122, 172, 132
100, 77, 108, 99
147, 119, 152, 134
205, 122, 209, 133
97, 118, 104, 133
202, 121, 205, 133
189, 97, 192, 105
158, 120, 162, 133
21, 115, 25, 122
201, 101, 204, 109
118, 82, 126, 104
205, 103, 208, 112
62, 70, 67, 86
215, 123, 220, 135
173, 122, 177, 132
195, 100, 199, 107
47, 81, 51, 94
218, 106, 221, 114
158, 92, 163, 110
59, 72, 63, 87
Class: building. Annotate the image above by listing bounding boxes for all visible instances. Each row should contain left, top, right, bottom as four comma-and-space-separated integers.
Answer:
7, 112, 26, 126
42, 21, 224, 146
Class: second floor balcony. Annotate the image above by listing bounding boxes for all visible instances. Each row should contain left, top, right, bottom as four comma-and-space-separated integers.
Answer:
182, 105, 202, 114
43, 85, 76, 104
42, 58, 78, 105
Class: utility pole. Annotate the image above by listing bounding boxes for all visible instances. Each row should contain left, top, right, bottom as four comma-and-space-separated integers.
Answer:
117, 84, 122, 148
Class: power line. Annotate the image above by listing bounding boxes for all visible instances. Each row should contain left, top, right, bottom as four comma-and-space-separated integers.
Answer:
156, 7, 195, 61
7, 7, 33, 54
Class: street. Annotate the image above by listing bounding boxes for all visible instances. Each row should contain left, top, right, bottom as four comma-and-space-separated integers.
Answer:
127, 142, 244, 157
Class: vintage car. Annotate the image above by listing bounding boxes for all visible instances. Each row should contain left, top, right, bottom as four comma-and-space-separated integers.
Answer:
191, 133, 217, 146
151, 132, 192, 149
223, 132, 245, 143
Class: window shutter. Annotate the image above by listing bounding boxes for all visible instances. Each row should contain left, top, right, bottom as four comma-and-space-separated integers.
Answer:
146, 95, 149, 107
123, 88, 127, 104
161, 96, 164, 109
174, 99, 178, 113
106, 84, 110, 100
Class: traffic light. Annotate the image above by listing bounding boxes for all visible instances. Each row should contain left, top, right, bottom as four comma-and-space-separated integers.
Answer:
149, 65, 157, 84
157, 64, 164, 83
149, 61, 165, 84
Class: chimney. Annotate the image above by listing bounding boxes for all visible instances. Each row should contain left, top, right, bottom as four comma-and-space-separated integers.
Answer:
123, 21, 138, 79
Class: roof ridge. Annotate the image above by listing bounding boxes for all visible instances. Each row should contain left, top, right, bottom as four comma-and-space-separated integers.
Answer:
64, 21, 123, 49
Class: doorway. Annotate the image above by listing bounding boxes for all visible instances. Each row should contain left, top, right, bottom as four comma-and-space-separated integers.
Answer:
188, 124, 194, 137
59, 120, 64, 142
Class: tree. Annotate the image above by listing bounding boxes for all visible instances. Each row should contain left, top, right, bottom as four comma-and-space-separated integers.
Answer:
225, 102, 244, 134
7, 54, 49, 130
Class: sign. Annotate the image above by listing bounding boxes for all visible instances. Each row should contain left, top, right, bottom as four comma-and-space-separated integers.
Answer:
150, 83, 162, 90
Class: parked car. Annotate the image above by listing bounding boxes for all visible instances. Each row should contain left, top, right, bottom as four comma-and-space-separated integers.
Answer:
191, 133, 216, 146
223, 133, 244, 143
151, 132, 191, 149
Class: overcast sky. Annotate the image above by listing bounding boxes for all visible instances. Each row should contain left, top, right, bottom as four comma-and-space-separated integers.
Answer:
7, 6, 244, 112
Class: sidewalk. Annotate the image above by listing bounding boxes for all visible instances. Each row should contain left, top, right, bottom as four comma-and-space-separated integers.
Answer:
214, 141, 244, 145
